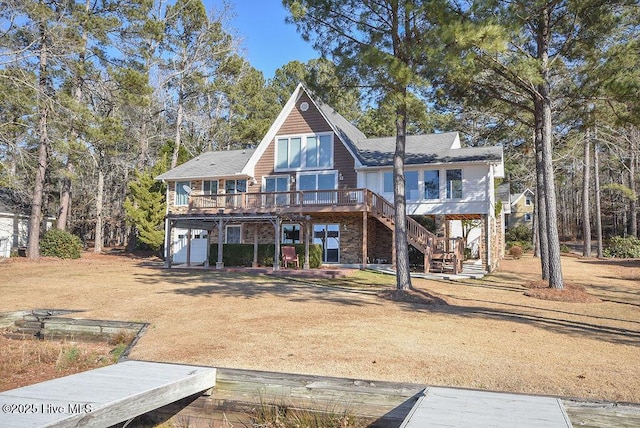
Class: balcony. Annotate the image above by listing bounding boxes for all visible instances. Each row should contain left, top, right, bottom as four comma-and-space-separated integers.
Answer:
186, 189, 368, 215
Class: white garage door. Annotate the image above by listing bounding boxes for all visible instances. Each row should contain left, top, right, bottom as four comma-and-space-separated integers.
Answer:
172, 229, 209, 264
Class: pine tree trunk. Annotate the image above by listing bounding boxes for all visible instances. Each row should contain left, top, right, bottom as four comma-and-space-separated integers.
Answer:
594, 140, 604, 257
582, 131, 591, 257
539, 86, 564, 289
629, 133, 637, 238
171, 87, 185, 169
394, 95, 412, 290
535, 115, 549, 279
536, 4, 563, 289
94, 161, 104, 253
28, 22, 50, 259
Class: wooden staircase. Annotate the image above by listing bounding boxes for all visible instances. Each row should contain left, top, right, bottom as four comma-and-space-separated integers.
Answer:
365, 190, 463, 274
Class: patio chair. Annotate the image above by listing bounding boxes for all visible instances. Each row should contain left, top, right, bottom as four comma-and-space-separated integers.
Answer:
281, 246, 299, 269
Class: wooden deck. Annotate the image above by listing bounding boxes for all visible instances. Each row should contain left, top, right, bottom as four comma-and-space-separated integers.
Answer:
0, 360, 216, 428
400, 387, 572, 428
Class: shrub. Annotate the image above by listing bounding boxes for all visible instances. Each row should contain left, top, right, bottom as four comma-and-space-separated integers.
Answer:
505, 225, 533, 251
40, 229, 83, 259
209, 243, 323, 268
508, 245, 524, 259
604, 236, 640, 258
560, 244, 571, 253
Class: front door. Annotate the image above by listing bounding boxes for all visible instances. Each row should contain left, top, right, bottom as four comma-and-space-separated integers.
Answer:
313, 224, 340, 263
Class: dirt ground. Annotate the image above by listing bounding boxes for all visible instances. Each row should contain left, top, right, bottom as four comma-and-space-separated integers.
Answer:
0, 252, 638, 403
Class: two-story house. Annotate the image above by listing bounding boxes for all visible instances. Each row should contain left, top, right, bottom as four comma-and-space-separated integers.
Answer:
156, 84, 505, 273
507, 188, 535, 229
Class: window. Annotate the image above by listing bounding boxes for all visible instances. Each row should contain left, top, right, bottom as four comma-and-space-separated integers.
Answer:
264, 175, 290, 206
424, 170, 439, 199
275, 134, 333, 170
299, 171, 336, 203
313, 224, 340, 263
405, 171, 419, 201
365, 172, 378, 192
383, 172, 393, 193
446, 169, 462, 199
225, 225, 241, 244
203, 180, 218, 195
175, 181, 190, 206
264, 176, 289, 193
225, 179, 247, 194
524, 213, 532, 222
282, 224, 301, 244
525, 197, 532, 206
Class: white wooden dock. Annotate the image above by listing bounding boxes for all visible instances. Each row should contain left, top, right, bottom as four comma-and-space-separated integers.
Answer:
0, 360, 216, 428
400, 387, 572, 428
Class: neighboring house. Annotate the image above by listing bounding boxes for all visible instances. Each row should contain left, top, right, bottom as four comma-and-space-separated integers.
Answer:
156, 84, 505, 272
0, 188, 55, 258
508, 188, 535, 229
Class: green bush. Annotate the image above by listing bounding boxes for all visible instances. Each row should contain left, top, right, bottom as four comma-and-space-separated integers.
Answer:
506, 225, 533, 251
604, 236, 640, 258
209, 243, 323, 268
40, 229, 83, 259
560, 244, 571, 253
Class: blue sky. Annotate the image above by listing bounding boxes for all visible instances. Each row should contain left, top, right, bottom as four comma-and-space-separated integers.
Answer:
219, 0, 319, 79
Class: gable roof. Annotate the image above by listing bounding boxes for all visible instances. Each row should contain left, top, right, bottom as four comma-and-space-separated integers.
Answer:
510, 188, 535, 206
242, 83, 366, 176
155, 149, 255, 181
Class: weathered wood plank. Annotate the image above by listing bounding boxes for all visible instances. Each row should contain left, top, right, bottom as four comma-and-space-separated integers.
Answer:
564, 400, 640, 428
400, 387, 572, 428
0, 360, 216, 428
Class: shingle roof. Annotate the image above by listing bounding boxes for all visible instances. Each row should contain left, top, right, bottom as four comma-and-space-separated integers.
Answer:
315, 99, 367, 165
354, 132, 502, 167
155, 149, 255, 181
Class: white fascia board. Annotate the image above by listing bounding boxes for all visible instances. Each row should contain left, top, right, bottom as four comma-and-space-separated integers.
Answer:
242, 83, 305, 177
451, 132, 461, 149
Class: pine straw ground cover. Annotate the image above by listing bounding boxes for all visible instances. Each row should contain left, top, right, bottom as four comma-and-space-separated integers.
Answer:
0, 252, 638, 404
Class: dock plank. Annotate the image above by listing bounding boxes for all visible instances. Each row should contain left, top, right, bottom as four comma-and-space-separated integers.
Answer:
400, 387, 572, 428
0, 360, 216, 428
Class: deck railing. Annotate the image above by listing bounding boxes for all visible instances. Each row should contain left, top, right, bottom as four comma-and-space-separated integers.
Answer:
189, 188, 366, 211
365, 189, 435, 251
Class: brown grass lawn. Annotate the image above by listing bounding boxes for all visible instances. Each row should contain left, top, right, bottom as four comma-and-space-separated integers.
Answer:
0, 252, 638, 403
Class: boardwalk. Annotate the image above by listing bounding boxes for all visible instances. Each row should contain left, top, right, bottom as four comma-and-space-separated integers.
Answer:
400, 387, 572, 428
0, 360, 216, 428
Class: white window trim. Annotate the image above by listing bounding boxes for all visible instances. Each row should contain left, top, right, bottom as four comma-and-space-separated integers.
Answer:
175, 181, 191, 206
263, 174, 291, 192
225, 225, 242, 244
203, 179, 219, 195
445, 169, 463, 200
296, 170, 338, 191
274, 132, 334, 172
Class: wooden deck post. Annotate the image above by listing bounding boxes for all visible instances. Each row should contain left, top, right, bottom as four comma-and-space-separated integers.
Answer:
164, 219, 172, 268
252, 225, 259, 267
273, 216, 280, 271
204, 228, 210, 268
303, 216, 310, 269
362, 211, 368, 269
186, 228, 192, 267
391, 228, 396, 270
216, 214, 224, 269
